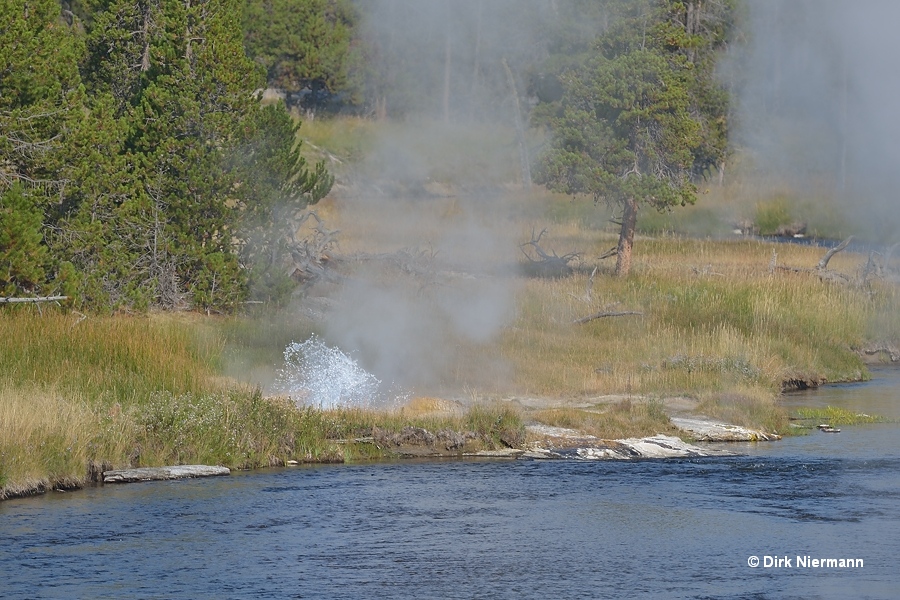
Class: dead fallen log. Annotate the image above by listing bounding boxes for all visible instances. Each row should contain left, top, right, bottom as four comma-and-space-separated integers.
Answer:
774, 236, 855, 284
0, 295, 68, 304
520, 228, 581, 277
103, 465, 230, 484
574, 310, 643, 325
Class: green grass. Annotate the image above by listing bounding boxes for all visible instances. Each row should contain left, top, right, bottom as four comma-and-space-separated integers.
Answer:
754, 196, 794, 235
296, 115, 379, 173
695, 390, 790, 435
791, 406, 889, 426
0, 309, 220, 406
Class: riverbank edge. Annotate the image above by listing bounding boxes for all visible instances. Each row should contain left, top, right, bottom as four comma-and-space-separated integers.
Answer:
4, 362, 898, 502
0, 413, 777, 501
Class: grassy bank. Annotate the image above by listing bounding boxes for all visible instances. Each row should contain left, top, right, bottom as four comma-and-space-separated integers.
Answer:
4, 117, 899, 498
502, 232, 895, 398
314, 186, 898, 440
0, 310, 524, 500
3, 225, 898, 497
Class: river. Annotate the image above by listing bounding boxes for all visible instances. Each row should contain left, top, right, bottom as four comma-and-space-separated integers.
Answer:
2, 369, 899, 599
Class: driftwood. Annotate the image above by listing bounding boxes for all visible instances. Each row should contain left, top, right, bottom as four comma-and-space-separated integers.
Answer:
287, 210, 339, 284
816, 236, 854, 270
0, 295, 68, 304
103, 465, 230, 484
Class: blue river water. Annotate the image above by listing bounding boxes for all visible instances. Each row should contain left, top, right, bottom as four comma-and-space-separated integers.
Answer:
2, 371, 899, 599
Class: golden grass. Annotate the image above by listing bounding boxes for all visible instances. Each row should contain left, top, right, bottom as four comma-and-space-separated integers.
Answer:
307, 178, 898, 412
399, 396, 465, 417
694, 388, 790, 435
497, 232, 886, 401
0, 385, 97, 496
530, 399, 679, 440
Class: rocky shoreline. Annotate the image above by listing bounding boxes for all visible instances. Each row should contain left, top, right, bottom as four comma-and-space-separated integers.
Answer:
2, 415, 777, 498
88, 432, 740, 490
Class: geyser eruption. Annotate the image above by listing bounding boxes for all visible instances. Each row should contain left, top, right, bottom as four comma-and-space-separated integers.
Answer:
274, 335, 406, 410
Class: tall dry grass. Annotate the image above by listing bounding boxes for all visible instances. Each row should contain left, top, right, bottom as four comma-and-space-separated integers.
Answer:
499, 233, 892, 401
0, 310, 220, 405
0, 307, 526, 497
0, 385, 97, 496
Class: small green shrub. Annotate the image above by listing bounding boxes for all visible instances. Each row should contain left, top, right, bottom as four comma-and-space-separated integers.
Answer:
464, 403, 525, 447
754, 197, 793, 235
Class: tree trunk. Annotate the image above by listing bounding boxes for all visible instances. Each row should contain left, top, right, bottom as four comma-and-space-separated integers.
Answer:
501, 58, 531, 190
442, 2, 452, 124
471, 0, 482, 101
615, 197, 637, 276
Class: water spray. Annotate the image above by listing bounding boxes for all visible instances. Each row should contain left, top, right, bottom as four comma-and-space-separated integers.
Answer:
273, 335, 407, 410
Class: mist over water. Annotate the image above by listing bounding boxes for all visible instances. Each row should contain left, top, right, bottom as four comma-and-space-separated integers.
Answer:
736, 0, 900, 242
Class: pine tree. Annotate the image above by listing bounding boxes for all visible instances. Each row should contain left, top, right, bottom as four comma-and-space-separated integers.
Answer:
59, 0, 333, 311
536, 0, 733, 276
0, 184, 48, 296
243, 0, 358, 110
0, 0, 84, 297
235, 104, 334, 303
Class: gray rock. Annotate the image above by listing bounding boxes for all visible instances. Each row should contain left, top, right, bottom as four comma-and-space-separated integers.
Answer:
103, 465, 230, 484
670, 417, 781, 441
575, 435, 732, 460
471, 448, 527, 458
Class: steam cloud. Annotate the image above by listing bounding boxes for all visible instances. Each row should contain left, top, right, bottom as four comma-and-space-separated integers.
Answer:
735, 0, 900, 242
316, 1, 539, 395
308, 0, 900, 397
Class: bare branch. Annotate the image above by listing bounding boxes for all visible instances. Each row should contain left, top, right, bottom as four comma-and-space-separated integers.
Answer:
816, 236, 853, 271
574, 310, 643, 325
0, 296, 68, 304
519, 228, 581, 277
597, 246, 618, 260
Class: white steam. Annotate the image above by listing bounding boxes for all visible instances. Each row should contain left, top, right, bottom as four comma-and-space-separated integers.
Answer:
735, 0, 900, 242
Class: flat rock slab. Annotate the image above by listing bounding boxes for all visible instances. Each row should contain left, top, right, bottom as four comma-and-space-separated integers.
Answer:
574, 435, 733, 460
670, 417, 782, 441
470, 448, 526, 458
103, 465, 230, 484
